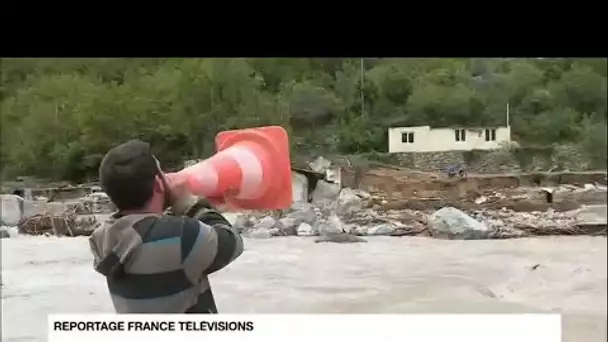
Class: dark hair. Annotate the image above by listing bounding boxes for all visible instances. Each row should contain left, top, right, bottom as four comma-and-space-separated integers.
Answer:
98, 139, 158, 211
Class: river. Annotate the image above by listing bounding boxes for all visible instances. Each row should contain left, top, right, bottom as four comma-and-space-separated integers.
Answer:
1, 235, 606, 341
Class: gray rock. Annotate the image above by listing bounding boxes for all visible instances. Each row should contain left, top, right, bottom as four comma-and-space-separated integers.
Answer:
1, 226, 10, 239
311, 180, 341, 208
296, 222, 317, 236
314, 234, 367, 243
279, 217, 298, 230
575, 205, 607, 225
232, 214, 254, 233
429, 207, 491, 240
277, 217, 298, 236
291, 171, 309, 203
352, 189, 371, 199
367, 223, 398, 236
254, 216, 278, 230
268, 228, 285, 236
1, 194, 24, 226
309, 156, 332, 173
316, 213, 344, 236
336, 188, 363, 215
352, 225, 369, 236
342, 223, 357, 234
286, 203, 318, 226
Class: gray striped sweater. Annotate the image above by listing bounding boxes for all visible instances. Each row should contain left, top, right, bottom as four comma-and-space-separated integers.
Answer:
88, 196, 243, 313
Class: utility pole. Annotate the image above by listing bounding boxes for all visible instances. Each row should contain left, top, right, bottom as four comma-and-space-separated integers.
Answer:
360, 57, 365, 117
506, 102, 511, 143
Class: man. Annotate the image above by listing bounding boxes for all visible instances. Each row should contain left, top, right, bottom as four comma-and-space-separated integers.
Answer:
88, 139, 244, 313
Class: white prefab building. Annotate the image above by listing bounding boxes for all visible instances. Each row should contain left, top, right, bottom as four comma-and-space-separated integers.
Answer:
388, 125, 511, 153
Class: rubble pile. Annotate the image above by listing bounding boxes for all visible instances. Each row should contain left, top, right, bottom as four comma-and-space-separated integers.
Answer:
17, 210, 99, 237
231, 182, 606, 240
1, 192, 113, 238
68, 192, 116, 214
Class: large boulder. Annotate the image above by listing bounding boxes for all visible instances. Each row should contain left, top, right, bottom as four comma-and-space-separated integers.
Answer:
429, 207, 491, 240
1, 194, 24, 226
315, 213, 344, 236
291, 172, 309, 203
1, 226, 11, 239
336, 188, 363, 215
311, 180, 341, 209
573, 204, 607, 234
575, 205, 607, 225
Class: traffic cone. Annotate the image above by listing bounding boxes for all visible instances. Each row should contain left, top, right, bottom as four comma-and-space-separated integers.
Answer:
167, 126, 293, 210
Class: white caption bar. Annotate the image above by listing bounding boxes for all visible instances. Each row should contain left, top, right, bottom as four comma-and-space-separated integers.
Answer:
49, 314, 561, 342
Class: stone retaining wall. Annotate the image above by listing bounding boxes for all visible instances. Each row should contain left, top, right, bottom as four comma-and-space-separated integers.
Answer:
371, 144, 599, 174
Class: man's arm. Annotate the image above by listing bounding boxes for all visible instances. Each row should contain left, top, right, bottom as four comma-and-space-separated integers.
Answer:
170, 195, 244, 277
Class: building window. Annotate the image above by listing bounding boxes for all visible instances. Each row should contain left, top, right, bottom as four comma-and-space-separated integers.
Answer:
401, 132, 414, 144
455, 129, 466, 142
485, 128, 497, 141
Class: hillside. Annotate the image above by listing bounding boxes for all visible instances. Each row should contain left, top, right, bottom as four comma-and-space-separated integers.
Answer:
1, 58, 606, 181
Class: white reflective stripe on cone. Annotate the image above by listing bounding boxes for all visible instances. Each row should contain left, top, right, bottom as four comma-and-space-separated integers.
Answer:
190, 162, 219, 195
224, 146, 264, 200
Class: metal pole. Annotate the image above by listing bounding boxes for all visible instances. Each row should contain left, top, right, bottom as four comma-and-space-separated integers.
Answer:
360, 58, 365, 117
506, 102, 511, 143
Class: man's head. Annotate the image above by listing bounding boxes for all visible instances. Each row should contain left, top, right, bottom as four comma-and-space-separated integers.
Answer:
99, 139, 173, 213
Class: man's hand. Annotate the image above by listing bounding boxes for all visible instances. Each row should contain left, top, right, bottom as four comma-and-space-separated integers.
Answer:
164, 173, 235, 213
164, 173, 190, 203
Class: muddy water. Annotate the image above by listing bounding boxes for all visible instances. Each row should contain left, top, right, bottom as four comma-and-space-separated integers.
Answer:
1, 236, 606, 341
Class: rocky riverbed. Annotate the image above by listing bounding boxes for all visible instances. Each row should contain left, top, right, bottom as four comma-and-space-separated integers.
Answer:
2, 182, 606, 240
228, 184, 607, 241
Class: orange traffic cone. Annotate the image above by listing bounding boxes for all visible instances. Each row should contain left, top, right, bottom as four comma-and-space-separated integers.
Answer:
167, 126, 293, 210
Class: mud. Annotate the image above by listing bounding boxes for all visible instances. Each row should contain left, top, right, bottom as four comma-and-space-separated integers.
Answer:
2, 236, 606, 342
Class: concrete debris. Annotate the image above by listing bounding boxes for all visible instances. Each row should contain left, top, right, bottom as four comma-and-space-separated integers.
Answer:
367, 223, 398, 236
583, 183, 595, 191
474, 196, 488, 204
1, 226, 11, 239
574, 205, 607, 225
291, 172, 309, 203
351, 225, 369, 236
309, 156, 332, 174
1, 194, 24, 226
69, 193, 115, 214
278, 217, 299, 236
18, 211, 99, 237
297, 222, 317, 236
254, 216, 278, 230
5, 170, 605, 240
429, 207, 491, 240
